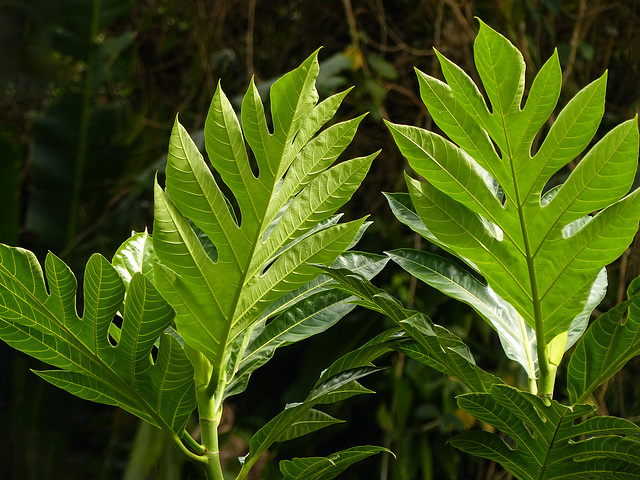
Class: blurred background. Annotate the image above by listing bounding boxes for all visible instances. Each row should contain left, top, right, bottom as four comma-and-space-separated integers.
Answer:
1, 1, 639, 479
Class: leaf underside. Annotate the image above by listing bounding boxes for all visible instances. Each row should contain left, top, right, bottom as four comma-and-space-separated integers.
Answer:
151, 49, 378, 388
386, 19, 640, 378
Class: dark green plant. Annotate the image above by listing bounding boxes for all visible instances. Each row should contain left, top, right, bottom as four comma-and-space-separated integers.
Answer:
27, 0, 137, 259
0, 51, 390, 480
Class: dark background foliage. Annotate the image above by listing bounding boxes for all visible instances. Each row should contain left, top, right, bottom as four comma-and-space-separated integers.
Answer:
1, 1, 639, 479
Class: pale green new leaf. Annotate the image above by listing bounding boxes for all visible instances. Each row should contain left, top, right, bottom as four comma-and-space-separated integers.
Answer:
0, 244, 195, 434
151, 50, 376, 382
112, 230, 157, 286
387, 19, 640, 351
280, 445, 391, 480
568, 274, 640, 404
450, 384, 640, 480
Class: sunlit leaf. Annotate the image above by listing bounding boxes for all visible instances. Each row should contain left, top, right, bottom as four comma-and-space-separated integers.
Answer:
387, 18, 640, 374
151, 51, 377, 382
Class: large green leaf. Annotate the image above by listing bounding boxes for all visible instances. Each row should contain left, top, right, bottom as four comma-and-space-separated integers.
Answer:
386, 19, 640, 391
0, 244, 195, 435
450, 384, 640, 480
151, 50, 377, 390
568, 274, 640, 404
280, 445, 391, 480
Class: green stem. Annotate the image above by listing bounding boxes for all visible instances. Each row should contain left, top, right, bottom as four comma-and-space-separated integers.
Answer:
197, 385, 225, 480
182, 430, 206, 455
527, 251, 554, 398
500, 101, 556, 397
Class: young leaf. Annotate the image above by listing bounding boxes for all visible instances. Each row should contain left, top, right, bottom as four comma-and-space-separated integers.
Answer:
386, 19, 640, 394
225, 252, 389, 399
280, 445, 391, 480
387, 248, 607, 381
388, 248, 537, 377
450, 384, 640, 480
112, 230, 157, 286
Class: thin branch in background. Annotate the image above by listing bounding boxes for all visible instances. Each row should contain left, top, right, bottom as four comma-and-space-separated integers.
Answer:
246, 0, 256, 79
196, 0, 216, 94
562, 0, 587, 86
373, 0, 388, 53
366, 0, 435, 56
617, 248, 630, 305
342, 0, 371, 76
442, 0, 476, 40
441, 0, 477, 82
516, 19, 535, 74
428, 0, 445, 129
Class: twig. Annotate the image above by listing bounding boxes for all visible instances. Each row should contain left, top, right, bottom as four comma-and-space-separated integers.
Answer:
246, 0, 256, 79
562, 0, 587, 86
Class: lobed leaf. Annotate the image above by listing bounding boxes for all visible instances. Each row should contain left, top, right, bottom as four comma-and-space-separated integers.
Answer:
450, 384, 640, 480
388, 18, 640, 369
0, 244, 195, 434
151, 50, 376, 385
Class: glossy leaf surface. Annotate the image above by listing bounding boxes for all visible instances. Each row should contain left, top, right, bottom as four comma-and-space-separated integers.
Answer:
451, 385, 640, 479
387, 247, 606, 379
386, 19, 640, 372
0, 244, 195, 435
225, 252, 389, 399
568, 274, 640, 404
151, 50, 377, 387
